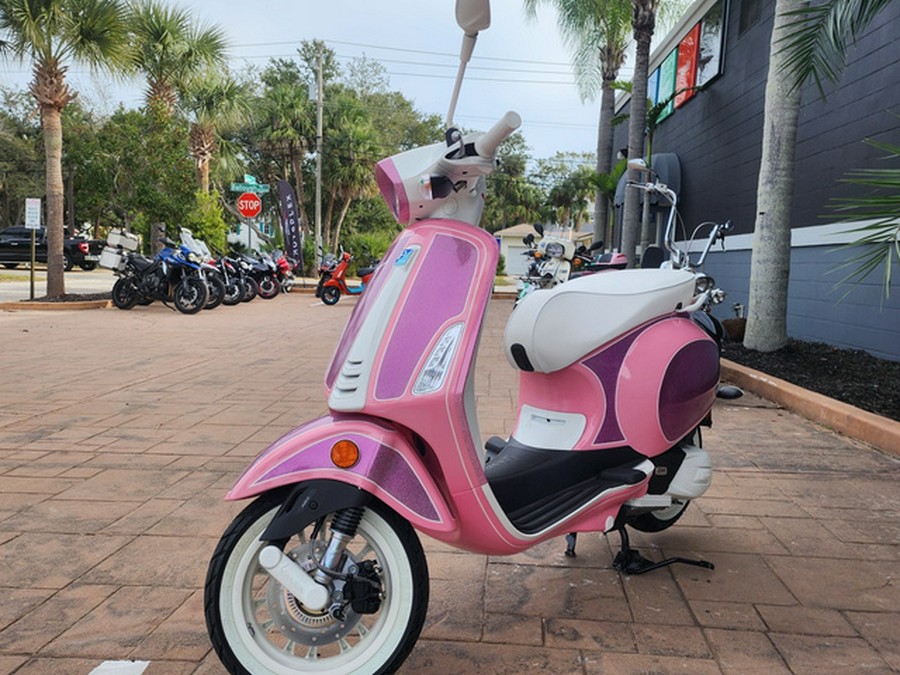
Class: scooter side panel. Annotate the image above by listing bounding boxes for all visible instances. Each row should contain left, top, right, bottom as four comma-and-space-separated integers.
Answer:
618, 319, 719, 452
515, 316, 719, 456
226, 415, 456, 533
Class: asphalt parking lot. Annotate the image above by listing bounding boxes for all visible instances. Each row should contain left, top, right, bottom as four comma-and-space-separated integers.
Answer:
1, 295, 898, 674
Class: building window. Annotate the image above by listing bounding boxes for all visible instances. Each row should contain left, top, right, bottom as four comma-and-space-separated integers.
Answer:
739, 0, 761, 35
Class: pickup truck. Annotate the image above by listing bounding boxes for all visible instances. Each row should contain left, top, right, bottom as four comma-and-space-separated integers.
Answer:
0, 226, 104, 271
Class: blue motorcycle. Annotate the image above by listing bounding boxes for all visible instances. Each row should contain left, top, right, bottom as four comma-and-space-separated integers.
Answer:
111, 237, 209, 314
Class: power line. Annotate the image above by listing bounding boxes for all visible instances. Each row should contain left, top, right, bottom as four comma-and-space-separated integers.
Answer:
232, 38, 573, 68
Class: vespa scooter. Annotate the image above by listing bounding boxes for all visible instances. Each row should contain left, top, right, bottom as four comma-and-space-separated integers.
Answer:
315, 248, 378, 305
204, 2, 737, 673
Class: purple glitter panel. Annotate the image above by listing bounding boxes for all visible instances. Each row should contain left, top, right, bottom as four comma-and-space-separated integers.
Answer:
375, 234, 477, 399
581, 329, 644, 444
326, 231, 413, 389
659, 340, 720, 439
258, 436, 439, 521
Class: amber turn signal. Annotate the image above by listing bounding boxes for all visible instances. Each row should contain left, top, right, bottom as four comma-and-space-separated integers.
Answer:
330, 440, 360, 469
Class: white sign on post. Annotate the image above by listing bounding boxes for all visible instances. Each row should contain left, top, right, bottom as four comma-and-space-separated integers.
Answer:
25, 198, 41, 229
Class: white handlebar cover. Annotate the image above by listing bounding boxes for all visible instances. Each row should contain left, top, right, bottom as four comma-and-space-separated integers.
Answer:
474, 111, 522, 158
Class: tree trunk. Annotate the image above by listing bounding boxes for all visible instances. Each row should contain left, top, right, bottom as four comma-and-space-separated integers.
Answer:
594, 79, 616, 246
42, 106, 66, 297
621, 20, 654, 266
331, 195, 353, 256
744, 0, 803, 352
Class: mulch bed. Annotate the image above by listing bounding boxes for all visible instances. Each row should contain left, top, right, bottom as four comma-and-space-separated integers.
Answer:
722, 339, 900, 422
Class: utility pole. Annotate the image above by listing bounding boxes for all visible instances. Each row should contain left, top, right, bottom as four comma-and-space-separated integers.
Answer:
315, 43, 324, 267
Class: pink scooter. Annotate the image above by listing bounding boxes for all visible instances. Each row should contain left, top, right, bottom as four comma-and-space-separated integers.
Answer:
204, 3, 738, 673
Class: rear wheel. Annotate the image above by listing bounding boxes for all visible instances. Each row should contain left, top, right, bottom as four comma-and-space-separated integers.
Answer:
241, 277, 258, 302
204, 273, 226, 310
257, 274, 280, 299
173, 276, 208, 314
628, 500, 690, 533
222, 278, 244, 306
112, 277, 139, 310
205, 494, 428, 675
321, 286, 341, 305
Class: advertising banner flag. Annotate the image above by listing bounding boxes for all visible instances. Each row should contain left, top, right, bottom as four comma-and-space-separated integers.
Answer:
277, 180, 303, 267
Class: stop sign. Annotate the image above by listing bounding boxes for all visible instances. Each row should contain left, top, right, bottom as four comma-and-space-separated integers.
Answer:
236, 192, 262, 219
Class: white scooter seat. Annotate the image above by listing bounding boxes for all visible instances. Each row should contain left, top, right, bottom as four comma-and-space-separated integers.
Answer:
505, 269, 697, 373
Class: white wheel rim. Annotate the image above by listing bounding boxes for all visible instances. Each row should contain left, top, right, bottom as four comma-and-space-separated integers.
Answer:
219, 507, 415, 674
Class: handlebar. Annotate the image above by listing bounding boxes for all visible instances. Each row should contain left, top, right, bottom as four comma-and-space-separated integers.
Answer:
474, 111, 521, 158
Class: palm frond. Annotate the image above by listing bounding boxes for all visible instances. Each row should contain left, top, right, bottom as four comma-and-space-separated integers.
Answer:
777, 0, 894, 95
827, 139, 900, 299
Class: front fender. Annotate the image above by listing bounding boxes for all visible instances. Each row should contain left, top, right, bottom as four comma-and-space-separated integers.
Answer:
227, 415, 456, 533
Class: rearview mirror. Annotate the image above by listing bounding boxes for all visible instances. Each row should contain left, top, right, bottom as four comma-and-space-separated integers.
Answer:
456, 0, 490, 33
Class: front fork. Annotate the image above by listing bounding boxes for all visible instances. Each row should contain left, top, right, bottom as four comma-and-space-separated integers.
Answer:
261, 506, 378, 620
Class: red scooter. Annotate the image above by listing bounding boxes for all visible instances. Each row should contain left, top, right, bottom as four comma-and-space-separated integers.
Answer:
314, 249, 377, 305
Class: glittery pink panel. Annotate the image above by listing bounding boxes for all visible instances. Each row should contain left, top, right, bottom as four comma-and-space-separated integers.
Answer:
375, 234, 477, 400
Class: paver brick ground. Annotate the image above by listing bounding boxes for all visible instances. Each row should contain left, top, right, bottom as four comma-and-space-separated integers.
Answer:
1, 296, 898, 674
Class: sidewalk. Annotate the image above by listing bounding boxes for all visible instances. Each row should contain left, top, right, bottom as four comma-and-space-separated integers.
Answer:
0, 296, 898, 674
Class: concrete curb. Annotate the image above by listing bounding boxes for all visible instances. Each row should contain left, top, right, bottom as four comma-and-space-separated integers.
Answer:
0, 299, 111, 311
721, 359, 900, 458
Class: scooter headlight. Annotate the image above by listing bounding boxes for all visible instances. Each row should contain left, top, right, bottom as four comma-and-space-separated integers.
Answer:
694, 274, 714, 294
544, 242, 565, 258
414, 323, 464, 395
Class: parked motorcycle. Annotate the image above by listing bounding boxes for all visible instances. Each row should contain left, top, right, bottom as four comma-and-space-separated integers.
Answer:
237, 252, 280, 300
178, 229, 230, 310
110, 237, 208, 314
270, 249, 299, 293
204, 3, 739, 673
314, 247, 377, 305
515, 225, 578, 300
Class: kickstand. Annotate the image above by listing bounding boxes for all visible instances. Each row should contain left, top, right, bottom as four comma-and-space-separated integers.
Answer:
564, 532, 577, 557
611, 526, 714, 575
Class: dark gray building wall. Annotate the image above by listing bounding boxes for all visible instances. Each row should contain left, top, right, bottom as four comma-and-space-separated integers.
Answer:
613, 0, 900, 361
614, 0, 900, 235
704, 246, 900, 361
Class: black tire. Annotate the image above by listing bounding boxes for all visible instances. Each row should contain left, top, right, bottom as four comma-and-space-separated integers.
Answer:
222, 278, 244, 306
257, 274, 280, 299
3, 263, 19, 269
204, 493, 428, 675
112, 277, 139, 310
63, 255, 73, 272
173, 276, 208, 314
628, 500, 690, 533
204, 273, 226, 310
80, 262, 97, 271
321, 286, 341, 305
241, 277, 258, 302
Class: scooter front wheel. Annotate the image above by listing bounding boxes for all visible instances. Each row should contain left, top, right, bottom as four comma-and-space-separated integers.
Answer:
321, 286, 341, 305
204, 493, 428, 674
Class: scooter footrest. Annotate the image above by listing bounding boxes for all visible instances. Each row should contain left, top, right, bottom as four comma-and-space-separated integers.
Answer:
506, 463, 645, 535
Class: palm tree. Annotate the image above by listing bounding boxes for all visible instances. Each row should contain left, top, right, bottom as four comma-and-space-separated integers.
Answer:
181, 72, 250, 194
619, 0, 660, 267
779, 0, 895, 95
744, 0, 896, 351
523, 0, 632, 246
320, 91, 379, 252
257, 79, 315, 232
127, 0, 227, 115
0, 0, 129, 297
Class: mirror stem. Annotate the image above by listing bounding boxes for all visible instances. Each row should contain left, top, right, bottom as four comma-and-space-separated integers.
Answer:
447, 33, 478, 127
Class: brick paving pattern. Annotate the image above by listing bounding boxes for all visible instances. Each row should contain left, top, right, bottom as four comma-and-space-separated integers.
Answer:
1, 296, 898, 674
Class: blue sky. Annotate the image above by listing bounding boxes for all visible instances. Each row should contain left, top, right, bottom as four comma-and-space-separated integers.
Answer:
1, 1, 620, 161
